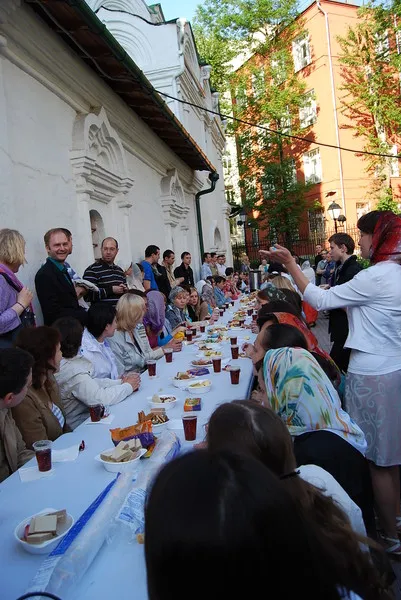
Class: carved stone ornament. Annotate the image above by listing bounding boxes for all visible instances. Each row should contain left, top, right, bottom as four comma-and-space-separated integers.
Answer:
160, 169, 189, 227
70, 107, 134, 206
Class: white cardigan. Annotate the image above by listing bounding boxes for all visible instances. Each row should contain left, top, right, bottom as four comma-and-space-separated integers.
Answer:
304, 261, 401, 357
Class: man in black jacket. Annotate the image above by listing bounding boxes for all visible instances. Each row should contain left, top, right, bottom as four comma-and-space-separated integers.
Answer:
174, 251, 194, 287
328, 233, 362, 373
35, 229, 88, 326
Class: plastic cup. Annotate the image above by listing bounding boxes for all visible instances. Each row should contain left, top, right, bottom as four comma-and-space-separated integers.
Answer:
219, 309, 224, 317
229, 335, 237, 346
200, 324, 206, 333
89, 404, 105, 422
252, 312, 258, 322
147, 360, 157, 377
229, 366, 241, 385
165, 348, 173, 363
185, 330, 193, 342
247, 308, 253, 316
231, 345, 239, 360
32, 440, 52, 472
230, 300, 234, 306
182, 415, 197, 441
212, 356, 222, 373
191, 327, 197, 337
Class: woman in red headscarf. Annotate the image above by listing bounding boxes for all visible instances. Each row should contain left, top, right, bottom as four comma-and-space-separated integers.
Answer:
258, 211, 401, 558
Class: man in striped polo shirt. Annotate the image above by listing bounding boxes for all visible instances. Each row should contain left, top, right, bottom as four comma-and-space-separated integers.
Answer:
83, 238, 127, 306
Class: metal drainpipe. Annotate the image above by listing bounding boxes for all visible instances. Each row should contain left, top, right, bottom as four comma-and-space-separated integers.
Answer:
195, 172, 220, 258
317, 1, 347, 224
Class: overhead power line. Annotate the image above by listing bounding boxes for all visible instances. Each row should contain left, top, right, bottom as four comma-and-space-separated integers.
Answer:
155, 89, 400, 160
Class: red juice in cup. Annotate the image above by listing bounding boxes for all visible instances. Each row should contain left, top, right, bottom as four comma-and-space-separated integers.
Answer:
191, 328, 197, 337
212, 356, 222, 373
147, 360, 157, 377
32, 440, 52, 472
219, 309, 224, 317
252, 312, 258, 322
165, 349, 173, 363
229, 335, 237, 346
200, 324, 206, 333
185, 330, 193, 342
229, 366, 241, 385
89, 404, 105, 422
182, 415, 197, 441
231, 345, 239, 360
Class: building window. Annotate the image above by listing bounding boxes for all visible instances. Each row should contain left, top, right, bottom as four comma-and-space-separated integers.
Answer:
252, 228, 260, 245
279, 107, 291, 134
375, 31, 390, 61
235, 84, 247, 110
390, 144, 399, 177
308, 208, 325, 235
292, 36, 311, 72
223, 153, 232, 171
289, 159, 297, 185
251, 69, 265, 99
396, 30, 401, 54
257, 121, 270, 149
299, 90, 317, 128
237, 130, 252, 161
303, 148, 322, 184
271, 53, 286, 84
356, 202, 370, 220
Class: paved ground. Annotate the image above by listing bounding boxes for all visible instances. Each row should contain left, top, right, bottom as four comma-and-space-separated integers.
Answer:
313, 312, 401, 597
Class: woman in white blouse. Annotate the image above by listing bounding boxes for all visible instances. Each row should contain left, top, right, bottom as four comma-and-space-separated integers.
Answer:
53, 317, 140, 430
259, 210, 401, 557
81, 303, 119, 379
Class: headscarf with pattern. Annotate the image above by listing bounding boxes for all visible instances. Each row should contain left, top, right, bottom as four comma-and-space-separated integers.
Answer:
263, 347, 366, 454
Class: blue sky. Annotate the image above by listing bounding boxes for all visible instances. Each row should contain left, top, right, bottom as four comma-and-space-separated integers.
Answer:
153, 0, 201, 22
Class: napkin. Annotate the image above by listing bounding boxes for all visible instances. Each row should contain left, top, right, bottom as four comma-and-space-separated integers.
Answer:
19, 467, 56, 483
52, 444, 80, 462
83, 413, 115, 425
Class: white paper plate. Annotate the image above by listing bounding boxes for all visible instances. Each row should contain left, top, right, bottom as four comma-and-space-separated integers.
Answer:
14, 508, 74, 555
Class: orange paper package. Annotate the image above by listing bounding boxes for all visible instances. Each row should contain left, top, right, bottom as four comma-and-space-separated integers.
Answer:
110, 421, 155, 449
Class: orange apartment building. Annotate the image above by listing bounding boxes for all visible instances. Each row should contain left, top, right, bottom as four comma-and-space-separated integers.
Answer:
232, 0, 401, 252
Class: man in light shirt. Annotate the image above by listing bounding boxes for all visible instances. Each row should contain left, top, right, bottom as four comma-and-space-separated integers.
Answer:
216, 255, 227, 276
201, 252, 213, 280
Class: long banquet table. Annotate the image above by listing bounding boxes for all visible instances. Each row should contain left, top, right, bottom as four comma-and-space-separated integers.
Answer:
1, 298, 256, 600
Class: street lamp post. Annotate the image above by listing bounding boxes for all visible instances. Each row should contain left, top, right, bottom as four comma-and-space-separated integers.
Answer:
328, 201, 341, 233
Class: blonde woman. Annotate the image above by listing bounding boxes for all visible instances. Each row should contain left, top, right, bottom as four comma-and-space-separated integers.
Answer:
270, 275, 297, 293
108, 293, 166, 375
0, 229, 34, 347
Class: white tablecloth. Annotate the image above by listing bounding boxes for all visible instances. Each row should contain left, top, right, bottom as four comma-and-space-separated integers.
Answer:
1, 300, 256, 600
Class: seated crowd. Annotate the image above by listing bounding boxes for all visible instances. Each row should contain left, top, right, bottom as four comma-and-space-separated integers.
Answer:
1, 211, 401, 596
0, 228, 245, 481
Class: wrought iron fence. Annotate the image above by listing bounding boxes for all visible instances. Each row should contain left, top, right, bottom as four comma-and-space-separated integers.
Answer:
231, 225, 360, 271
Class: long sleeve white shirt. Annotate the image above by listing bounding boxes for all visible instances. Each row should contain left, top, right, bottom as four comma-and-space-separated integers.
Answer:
303, 262, 401, 366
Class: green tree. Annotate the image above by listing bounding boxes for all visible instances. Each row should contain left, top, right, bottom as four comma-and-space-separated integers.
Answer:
337, 4, 401, 203
192, 27, 238, 95
194, 0, 317, 246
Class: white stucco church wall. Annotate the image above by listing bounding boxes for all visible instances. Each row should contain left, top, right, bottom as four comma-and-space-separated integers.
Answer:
0, 0, 231, 323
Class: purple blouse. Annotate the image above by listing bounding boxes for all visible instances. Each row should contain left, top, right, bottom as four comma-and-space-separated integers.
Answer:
0, 267, 20, 335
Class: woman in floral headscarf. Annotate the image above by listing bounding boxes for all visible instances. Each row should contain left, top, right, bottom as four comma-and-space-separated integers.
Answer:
259, 210, 401, 556
262, 347, 374, 536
